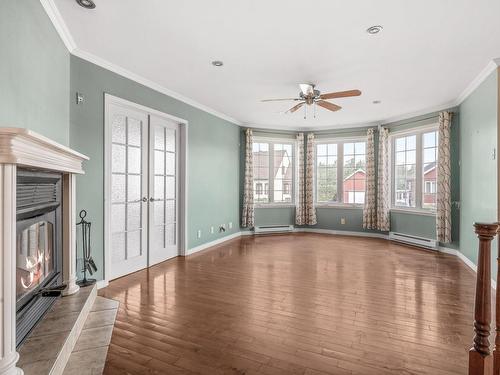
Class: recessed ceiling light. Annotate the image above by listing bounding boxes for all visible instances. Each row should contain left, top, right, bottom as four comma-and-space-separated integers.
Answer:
366, 25, 383, 34
211, 60, 224, 67
373, 100, 381, 104
76, 0, 96, 9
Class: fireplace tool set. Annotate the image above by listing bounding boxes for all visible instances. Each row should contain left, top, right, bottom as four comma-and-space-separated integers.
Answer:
77, 210, 97, 287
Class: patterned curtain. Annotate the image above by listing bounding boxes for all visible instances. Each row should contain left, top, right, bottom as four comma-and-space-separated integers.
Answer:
436, 112, 453, 243
304, 133, 317, 225
377, 127, 390, 231
241, 129, 254, 228
295, 133, 306, 225
363, 128, 377, 229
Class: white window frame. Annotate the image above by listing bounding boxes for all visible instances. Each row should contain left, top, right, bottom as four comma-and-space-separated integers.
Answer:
253, 137, 297, 207
314, 136, 368, 208
389, 124, 438, 214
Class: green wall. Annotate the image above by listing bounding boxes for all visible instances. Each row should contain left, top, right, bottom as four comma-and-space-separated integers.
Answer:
459, 70, 498, 279
0, 0, 70, 146
70, 56, 241, 281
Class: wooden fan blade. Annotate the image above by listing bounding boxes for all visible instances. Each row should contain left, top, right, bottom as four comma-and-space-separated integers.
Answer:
319, 89, 361, 100
316, 100, 342, 112
261, 98, 300, 102
287, 102, 305, 113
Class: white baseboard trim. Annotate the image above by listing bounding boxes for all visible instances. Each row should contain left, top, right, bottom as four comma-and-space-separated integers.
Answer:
438, 245, 496, 290
96, 280, 109, 290
294, 227, 389, 240
185, 232, 243, 256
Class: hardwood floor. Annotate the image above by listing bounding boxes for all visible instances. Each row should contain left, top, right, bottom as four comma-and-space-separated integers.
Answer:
100, 233, 476, 375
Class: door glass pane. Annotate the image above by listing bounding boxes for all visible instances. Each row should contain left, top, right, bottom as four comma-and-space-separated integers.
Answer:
127, 175, 141, 201
111, 233, 125, 262
166, 176, 175, 199
166, 224, 175, 246
165, 129, 175, 152
155, 151, 165, 175
128, 118, 142, 147
111, 204, 125, 233
112, 145, 126, 173
112, 115, 126, 144
154, 176, 164, 200
154, 225, 165, 248
165, 200, 175, 223
112, 175, 125, 203
128, 146, 141, 174
127, 231, 141, 258
127, 202, 141, 231
154, 201, 164, 225
166, 153, 175, 175
154, 126, 165, 150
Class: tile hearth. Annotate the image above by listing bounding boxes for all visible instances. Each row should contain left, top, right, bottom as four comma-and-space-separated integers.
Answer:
17, 286, 119, 375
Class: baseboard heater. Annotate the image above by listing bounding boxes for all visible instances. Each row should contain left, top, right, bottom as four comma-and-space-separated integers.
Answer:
254, 225, 294, 234
389, 232, 437, 250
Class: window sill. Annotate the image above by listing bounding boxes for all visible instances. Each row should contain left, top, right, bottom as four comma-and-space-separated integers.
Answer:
390, 208, 436, 217
316, 204, 363, 210
255, 204, 295, 209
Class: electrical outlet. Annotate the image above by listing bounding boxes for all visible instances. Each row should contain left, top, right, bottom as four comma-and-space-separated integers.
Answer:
340, 218, 346, 225
197, 230, 202, 239
228, 222, 233, 229
210, 226, 214, 234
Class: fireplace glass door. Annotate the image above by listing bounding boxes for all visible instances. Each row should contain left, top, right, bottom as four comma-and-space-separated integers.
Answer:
16, 221, 54, 301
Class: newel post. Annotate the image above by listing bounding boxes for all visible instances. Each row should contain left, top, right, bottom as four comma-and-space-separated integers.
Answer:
469, 222, 499, 375
494, 225, 500, 375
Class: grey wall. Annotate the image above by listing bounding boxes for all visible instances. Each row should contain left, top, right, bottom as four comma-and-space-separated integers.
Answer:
70, 55, 241, 281
0, 0, 70, 146
459, 69, 498, 279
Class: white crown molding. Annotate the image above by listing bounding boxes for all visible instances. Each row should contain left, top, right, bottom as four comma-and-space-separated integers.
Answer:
455, 59, 500, 105
39, 0, 77, 52
71, 49, 242, 126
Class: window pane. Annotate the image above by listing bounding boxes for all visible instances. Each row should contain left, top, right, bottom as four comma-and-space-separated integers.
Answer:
253, 142, 270, 203
423, 131, 436, 148
406, 135, 416, 150
343, 141, 366, 205
394, 134, 418, 208
317, 144, 327, 156
273, 143, 293, 203
316, 143, 338, 202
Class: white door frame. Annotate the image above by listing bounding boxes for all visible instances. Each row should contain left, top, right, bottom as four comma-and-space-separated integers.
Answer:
104, 93, 188, 283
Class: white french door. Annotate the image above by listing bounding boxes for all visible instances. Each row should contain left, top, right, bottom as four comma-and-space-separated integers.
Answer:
106, 96, 181, 280
149, 115, 179, 265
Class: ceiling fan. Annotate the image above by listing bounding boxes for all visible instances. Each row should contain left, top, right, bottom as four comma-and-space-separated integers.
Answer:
261, 84, 361, 119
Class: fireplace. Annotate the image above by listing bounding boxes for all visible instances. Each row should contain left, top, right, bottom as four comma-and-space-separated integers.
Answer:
15, 169, 63, 347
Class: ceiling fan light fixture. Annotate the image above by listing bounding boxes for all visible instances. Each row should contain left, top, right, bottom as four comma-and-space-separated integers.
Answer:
366, 25, 383, 34
211, 60, 224, 67
76, 0, 96, 9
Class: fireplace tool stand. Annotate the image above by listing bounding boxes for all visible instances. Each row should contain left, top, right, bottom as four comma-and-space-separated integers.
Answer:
77, 210, 97, 287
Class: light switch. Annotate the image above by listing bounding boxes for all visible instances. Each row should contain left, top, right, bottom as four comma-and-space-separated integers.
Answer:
341, 218, 346, 225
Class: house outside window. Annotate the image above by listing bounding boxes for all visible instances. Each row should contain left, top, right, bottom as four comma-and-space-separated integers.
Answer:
391, 127, 438, 211
315, 138, 367, 205
252, 138, 295, 205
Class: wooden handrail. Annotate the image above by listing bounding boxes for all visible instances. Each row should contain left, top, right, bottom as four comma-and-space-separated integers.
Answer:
469, 222, 499, 375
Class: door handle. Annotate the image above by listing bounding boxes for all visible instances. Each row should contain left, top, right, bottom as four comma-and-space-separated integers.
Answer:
142, 197, 148, 203
149, 197, 156, 202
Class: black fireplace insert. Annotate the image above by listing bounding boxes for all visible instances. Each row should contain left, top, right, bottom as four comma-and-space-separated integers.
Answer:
16, 169, 63, 347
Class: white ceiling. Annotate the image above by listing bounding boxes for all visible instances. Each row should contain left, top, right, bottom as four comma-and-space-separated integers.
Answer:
52, 0, 500, 129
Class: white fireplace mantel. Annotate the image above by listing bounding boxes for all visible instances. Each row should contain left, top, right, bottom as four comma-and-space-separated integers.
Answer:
0, 128, 89, 375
